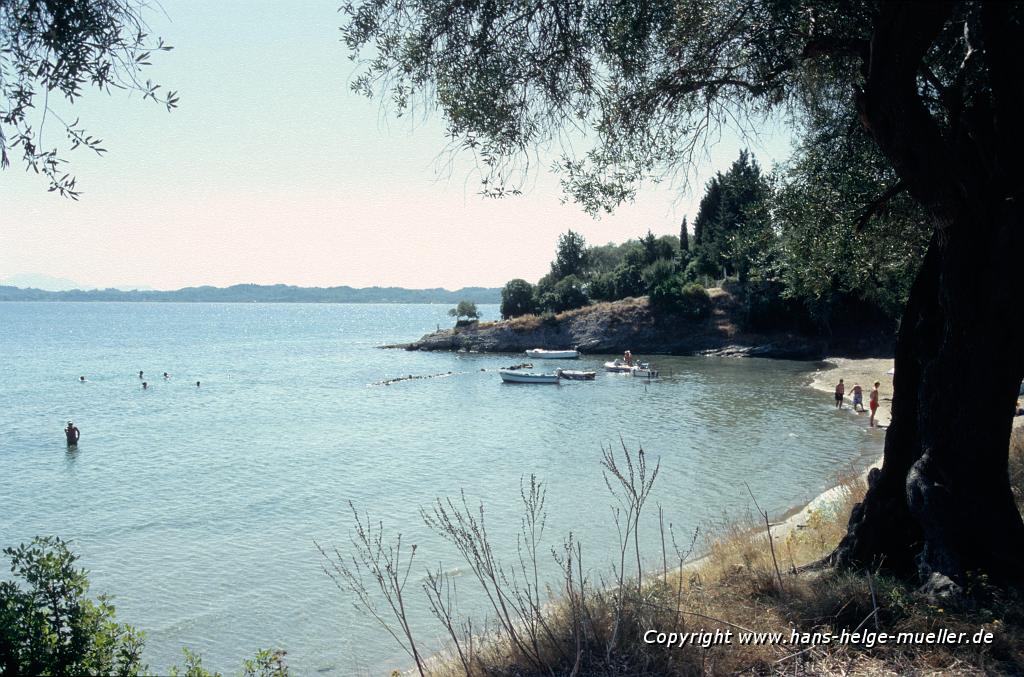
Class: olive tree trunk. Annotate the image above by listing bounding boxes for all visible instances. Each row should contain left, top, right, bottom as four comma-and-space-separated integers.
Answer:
832, 1, 1024, 586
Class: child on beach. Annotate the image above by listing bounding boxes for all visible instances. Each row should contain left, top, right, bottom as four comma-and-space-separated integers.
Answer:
834, 379, 845, 408
852, 383, 864, 412
869, 381, 881, 427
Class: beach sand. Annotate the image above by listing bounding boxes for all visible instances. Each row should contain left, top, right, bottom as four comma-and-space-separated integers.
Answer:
809, 357, 895, 428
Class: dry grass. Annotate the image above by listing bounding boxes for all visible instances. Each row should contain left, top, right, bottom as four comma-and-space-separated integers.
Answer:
331, 430, 1024, 676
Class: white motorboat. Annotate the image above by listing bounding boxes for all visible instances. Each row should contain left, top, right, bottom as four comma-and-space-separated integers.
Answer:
603, 360, 634, 373
631, 365, 659, 378
525, 348, 579, 359
500, 370, 560, 384
555, 369, 596, 381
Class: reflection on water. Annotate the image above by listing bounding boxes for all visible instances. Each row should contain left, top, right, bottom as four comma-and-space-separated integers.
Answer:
0, 302, 882, 674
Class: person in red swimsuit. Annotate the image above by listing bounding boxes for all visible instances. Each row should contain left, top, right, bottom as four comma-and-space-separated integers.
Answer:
869, 381, 881, 427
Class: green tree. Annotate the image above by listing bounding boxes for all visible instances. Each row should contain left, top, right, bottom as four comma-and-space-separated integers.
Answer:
0, 0, 177, 197
677, 216, 691, 269
342, 0, 1024, 587
549, 230, 589, 281
448, 300, 480, 323
0, 536, 146, 676
774, 101, 930, 329
539, 275, 589, 313
500, 279, 537, 319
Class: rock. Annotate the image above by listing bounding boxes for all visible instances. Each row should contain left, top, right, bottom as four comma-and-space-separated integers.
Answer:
917, 572, 964, 605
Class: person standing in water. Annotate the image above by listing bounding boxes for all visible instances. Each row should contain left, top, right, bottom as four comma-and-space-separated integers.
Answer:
142, 381, 148, 390
195, 381, 200, 387
65, 421, 80, 446
851, 383, 864, 412
834, 379, 845, 408
869, 381, 881, 427
138, 370, 144, 379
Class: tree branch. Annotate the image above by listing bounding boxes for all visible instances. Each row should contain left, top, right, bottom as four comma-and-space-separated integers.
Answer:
858, 1, 962, 228
856, 180, 908, 231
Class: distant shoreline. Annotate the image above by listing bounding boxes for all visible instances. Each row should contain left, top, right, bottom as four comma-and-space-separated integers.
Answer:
0, 284, 501, 305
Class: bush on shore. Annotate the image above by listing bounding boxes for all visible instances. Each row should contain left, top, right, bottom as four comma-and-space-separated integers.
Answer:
649, 279, 712, 319
0, 536, 288, 677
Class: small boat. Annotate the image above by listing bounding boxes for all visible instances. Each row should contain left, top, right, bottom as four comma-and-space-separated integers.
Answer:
556, 369, 596, 381
603, 360, 634, 373
525, 348, 579, 359
499, 370, 560, 384
631, 365, 659, 378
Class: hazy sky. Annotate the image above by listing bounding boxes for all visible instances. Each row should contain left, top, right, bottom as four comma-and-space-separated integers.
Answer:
1, 1, 793, 290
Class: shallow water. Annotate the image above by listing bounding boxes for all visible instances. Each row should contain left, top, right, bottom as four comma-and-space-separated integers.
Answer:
0, 302, 883, 674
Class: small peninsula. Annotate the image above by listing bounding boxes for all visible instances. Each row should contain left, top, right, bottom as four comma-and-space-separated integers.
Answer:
391, 289, 894, 360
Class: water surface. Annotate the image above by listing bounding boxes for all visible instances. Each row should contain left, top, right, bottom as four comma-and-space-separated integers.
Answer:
0, 302, 883, 674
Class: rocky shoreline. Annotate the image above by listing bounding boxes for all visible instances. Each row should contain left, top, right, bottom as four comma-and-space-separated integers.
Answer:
385, 292, 893, 361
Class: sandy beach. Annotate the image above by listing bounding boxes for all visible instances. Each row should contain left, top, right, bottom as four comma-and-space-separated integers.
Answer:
809, 357, 895, 428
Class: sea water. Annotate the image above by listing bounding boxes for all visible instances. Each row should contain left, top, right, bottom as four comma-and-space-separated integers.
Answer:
0, 302, 883, 674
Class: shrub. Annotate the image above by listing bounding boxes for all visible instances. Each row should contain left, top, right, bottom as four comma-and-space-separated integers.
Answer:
641, 258, 678, 291
649, 279, 712, 319
0, 536, 147, 676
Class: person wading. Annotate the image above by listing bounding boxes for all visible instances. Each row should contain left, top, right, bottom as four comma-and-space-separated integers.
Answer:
65, 421, 80, 447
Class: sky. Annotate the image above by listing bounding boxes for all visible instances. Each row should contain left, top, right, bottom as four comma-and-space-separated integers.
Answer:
1, 1, 794, 291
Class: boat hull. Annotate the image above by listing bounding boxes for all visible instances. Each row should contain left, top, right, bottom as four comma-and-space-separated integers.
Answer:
525, 349, 579, 359
556, 369, 596, 381
499, 370, 560, 384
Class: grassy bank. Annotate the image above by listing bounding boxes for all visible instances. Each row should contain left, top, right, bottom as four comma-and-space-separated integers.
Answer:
362, 363, 1024, 676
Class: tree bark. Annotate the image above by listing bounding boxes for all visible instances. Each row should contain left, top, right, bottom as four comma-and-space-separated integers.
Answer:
832, 0, 1024, 586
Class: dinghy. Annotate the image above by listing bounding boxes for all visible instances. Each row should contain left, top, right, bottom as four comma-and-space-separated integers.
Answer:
603, 360, 634, 373
499, 370, 560, 384
555, 369, 596, 381
525, 348, 579, 359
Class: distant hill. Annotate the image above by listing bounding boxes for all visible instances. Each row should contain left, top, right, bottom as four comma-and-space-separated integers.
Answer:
0, 283, 501, 304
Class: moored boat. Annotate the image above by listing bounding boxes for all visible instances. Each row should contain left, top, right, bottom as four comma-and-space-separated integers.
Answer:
631, 366, 659, 378
555, 369, 596, 381
499, 369, 560, 384
525, 348, 579, 359
603, 360, 633, 373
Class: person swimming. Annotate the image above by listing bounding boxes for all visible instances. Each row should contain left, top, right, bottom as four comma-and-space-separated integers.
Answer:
195, 381, 200, 387
163, 372, 170, 379
79, 376, 85, 382
142, 381, 148, 390
138, 370, 144, 379
65, 421, 80, 446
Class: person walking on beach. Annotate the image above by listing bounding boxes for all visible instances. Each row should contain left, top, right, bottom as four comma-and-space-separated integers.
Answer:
834, 379, 845, 408
65, 421, 80, 447
851, 383, 864, 412
869, 381, 881, 427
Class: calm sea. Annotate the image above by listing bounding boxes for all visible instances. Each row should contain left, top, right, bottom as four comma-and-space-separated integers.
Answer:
0, 302, 883, 674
